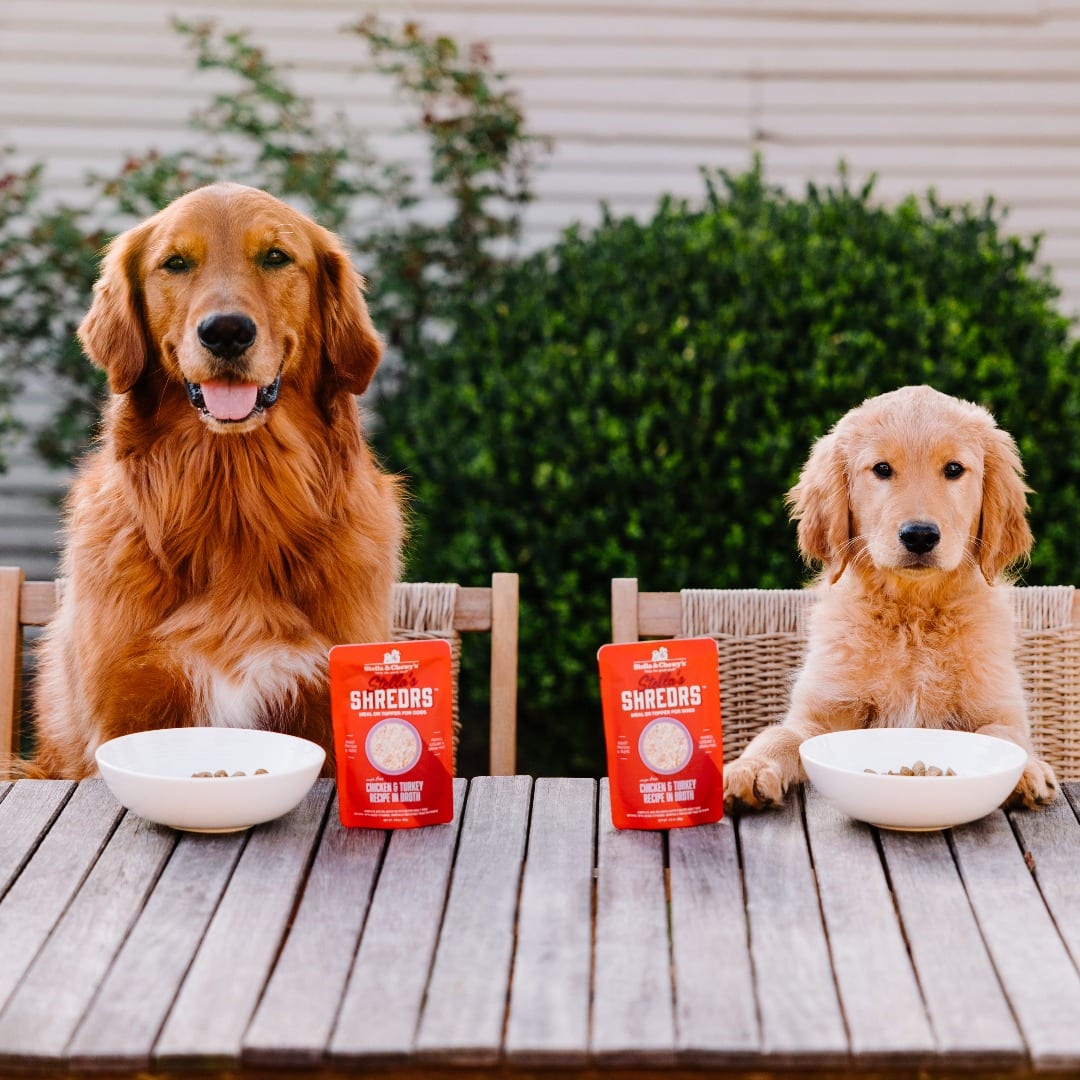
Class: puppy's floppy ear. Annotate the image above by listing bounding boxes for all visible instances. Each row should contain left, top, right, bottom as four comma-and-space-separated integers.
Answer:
978, 424, 1033, 583
318, 236, 382, 395
77, 224, 151, 394
787, 429, 852, 583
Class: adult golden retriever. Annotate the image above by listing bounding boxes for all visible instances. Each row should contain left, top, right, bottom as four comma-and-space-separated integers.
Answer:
31, 183, 403, 778
724, 385, 1057, 811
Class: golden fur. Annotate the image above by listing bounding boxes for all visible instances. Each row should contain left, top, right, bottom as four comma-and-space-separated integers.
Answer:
724, 385, 1057, 811
31, 183, 403, 778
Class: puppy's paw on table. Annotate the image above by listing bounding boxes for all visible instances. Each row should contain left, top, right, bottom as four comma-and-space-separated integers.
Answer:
1009, 757, 1059, 809
724, 756, 786, 810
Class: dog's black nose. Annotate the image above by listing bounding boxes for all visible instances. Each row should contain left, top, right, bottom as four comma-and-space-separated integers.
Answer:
197, 313, 257, 359
899, 520, 941, 554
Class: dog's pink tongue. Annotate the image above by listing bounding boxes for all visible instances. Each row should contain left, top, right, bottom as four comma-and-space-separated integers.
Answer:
199, 381, 258, 421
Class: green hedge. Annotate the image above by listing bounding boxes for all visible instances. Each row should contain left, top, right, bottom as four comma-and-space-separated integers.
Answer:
376, 166, 1080, 776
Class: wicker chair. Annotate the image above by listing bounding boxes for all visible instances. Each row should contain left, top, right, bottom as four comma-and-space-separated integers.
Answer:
611, 576, 1080, 780
0, 570, 519, 776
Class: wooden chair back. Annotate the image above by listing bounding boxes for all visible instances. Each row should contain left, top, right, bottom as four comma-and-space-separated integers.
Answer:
0, 568, 518, 776
612, 576, 1080, 780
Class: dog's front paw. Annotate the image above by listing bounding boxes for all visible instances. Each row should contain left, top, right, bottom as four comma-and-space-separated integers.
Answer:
724, 755, 787, 811
1008, 756, 1059, 809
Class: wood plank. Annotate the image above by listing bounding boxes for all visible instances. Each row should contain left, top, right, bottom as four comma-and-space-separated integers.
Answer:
803, 788, 934, 1065
736, 791, 847, 1066
19, 580, 59, 626
329, 779, 466, 1064
591, 779, 675, 1066
638, 592, 681, 639
0, 780, 74, 897
0, 812, 176, 1065
66, 828, 247, 1071
668, 814, 759, 1065
952, 809, 1080, 1069
0, 566, 25, 758
152, 781, 333, 1068
487, 572, 518, 776
610, 577, 640, 643
504, 777, 596, 1066
1009, 784, 1080, 978
879, 822, 1023, 1064
0, 779, 123, 1013
415, 775, 533, 1065
242, 793, 387, 1066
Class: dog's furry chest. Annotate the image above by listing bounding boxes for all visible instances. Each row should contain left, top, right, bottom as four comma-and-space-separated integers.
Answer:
817, 595, 1004, 729
188, 645, 327, 729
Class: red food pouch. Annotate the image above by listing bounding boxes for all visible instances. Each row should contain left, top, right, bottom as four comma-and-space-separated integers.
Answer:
329, 639, 455, 828
598, 637, 724, 829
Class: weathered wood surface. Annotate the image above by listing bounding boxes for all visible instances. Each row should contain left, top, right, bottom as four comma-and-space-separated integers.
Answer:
0, 779, 122, 1012
504, 777, 596, 1065
415, 775, 533, 1065
329, 779, 467, 1064
591, 779, 675, 1066
737, 789, 847, 1067
67, 828, 247, 1070
0, 778, 72, 897
803, 787, 935, 1066
152, 781, 334, 1068
1, 776, 1080, 1077
0, 812, 176, 1065
955, 801, 1080, 1070
879, 820, 1025, 1065
243, 790, 388, 1066
668, 814, 758, 1065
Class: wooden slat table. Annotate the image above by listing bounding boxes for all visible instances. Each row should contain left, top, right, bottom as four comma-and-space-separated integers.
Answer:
2, 776, 1080, 1078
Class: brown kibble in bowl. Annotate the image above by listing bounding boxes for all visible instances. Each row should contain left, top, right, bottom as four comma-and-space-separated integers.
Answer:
190, 768, 271, 778
864, 763, 958, 777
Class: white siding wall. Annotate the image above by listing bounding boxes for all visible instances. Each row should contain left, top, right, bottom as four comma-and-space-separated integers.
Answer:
2, 0, 1079, 574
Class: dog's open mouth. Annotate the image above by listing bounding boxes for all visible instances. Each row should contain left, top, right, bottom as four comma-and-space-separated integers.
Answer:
185, 372, 281, 423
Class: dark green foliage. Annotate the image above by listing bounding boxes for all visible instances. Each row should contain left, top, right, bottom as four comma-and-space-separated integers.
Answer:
377, 164, 1080, 776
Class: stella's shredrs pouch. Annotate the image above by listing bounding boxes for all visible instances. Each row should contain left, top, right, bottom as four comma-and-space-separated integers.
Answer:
329, 639, 454, 827
598, 637, 724, 829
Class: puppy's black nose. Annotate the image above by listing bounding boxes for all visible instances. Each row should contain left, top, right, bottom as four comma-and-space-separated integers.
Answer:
197, 313, 257, 359
899, 520, 940, 554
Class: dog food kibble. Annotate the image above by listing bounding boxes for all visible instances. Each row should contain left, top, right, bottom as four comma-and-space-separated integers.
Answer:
190, 769, 270, 778
864, 761, 957, 776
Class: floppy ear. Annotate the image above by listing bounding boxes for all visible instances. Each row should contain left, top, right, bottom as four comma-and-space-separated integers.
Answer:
786, 430, 852, 583
318, 239, 382, 395
978, 425, 1033, 583
77, 225, 151, 394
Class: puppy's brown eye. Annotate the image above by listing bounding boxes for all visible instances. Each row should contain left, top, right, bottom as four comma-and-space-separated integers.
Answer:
262, 248, 292, 268
872, 462, 892, 479
162, 254, 189, 273
944, 461, 965, 479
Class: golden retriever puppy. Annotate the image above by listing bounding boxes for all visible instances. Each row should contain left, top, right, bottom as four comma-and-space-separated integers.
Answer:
31, 183, 403, 778
724, 385, 1057, 811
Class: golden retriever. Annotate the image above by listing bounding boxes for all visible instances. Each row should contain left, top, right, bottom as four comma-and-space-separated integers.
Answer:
31, 183, 403, 778
723, 385, 1057, 811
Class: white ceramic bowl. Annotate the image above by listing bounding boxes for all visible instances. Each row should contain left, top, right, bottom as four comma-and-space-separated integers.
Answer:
799, 728, 1027, 831
95, 728, 325, 833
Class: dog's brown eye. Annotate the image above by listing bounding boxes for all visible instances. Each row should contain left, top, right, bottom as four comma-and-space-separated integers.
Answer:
944, 461, 965, 479
872, 462, 892, 479
262, 248, 292, 268
162, 254, 189, 273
